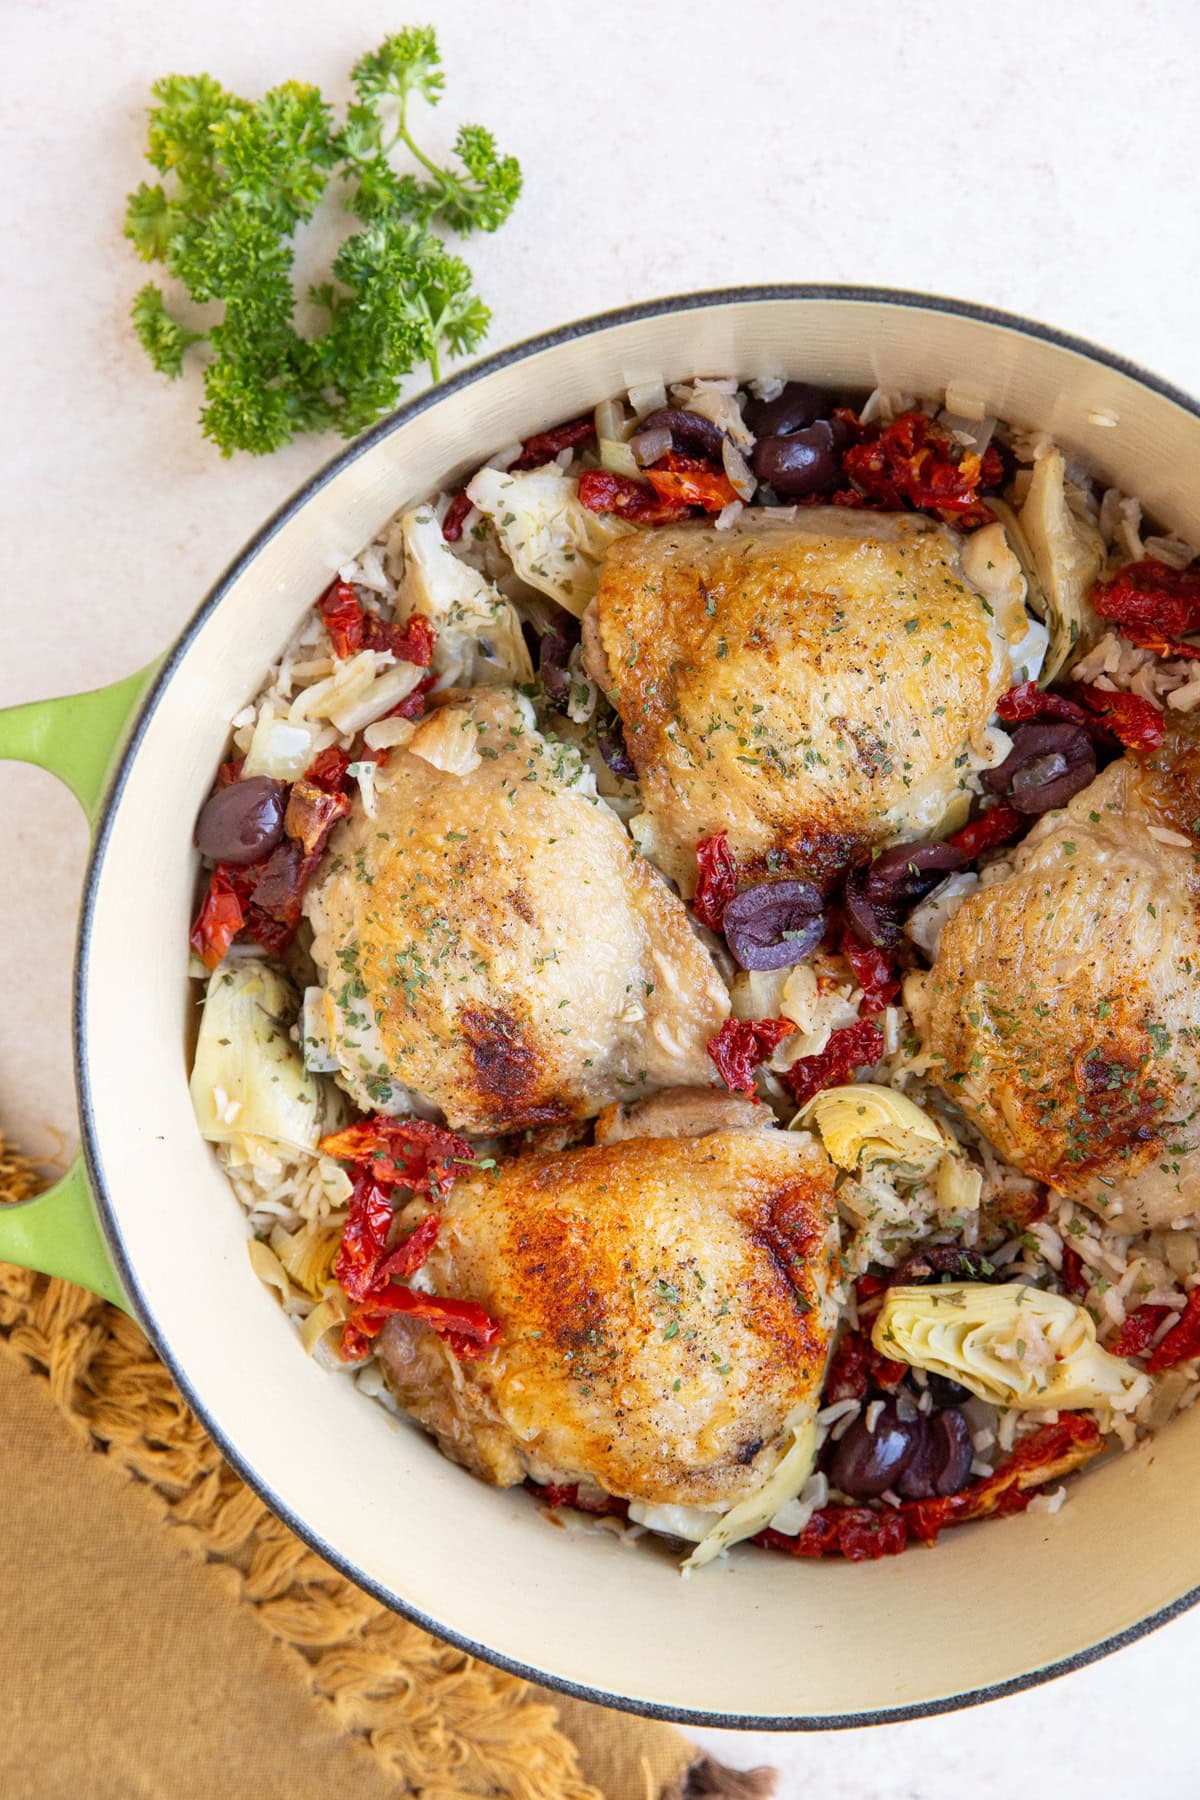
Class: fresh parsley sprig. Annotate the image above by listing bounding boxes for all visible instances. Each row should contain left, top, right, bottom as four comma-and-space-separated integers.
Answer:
125, 29, 521, 455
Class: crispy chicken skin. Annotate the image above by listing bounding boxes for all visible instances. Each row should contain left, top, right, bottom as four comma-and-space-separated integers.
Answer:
306, 688, 728, 1133
909, 733, 1200, 1229
593, 511, 1024, 892
377, 1130, 839, 1508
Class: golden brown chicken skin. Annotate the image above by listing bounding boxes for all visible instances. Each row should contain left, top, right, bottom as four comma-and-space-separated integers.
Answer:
376, 1130, 839, 1509
592, 511, 1025, 893
908, 732, 1200, 1229
306, 688, 729, 1133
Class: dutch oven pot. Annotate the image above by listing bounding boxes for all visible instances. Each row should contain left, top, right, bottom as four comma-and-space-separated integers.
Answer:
3, 288, 1200, 1728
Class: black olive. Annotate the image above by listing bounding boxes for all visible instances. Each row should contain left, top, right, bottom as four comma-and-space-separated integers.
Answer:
721, 879, 825, 970
751, 422, 839, 497
896, 1409, 974, 1500
926, 1371, 973, 1409
195, 776, 286, 866
633, 407, 726, 460
538, 627, 576, 711
892, 1244, 999, 1286
844, 841, 967, 950
827, 1402, 921, 1500
597, 715, 636, 780
982, 722, 1096, 814
743, 381, 831, 437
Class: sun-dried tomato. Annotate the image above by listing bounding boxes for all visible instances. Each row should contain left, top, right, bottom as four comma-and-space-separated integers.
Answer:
706, 1017, 793, 1096
1060, 1245, 1089, 1300
855, 1272, 890, 1304
370, 1214, 440, 1288
904, 1414, 1102, 1546
189, 866, 248, 968
947, 803, 1024, 860
333, 1173, 396, 1302
1071, 684, 1165, 754
645, 465, 738, 514
823, 1330, 871, 1403
529, 1482, 629, 1518
348, 1287, 500, 1360
284, 777, 352, 857
512, 414, 597, 470
785, 1016, 885, 1110
215, 757, 245, 789
759, 1506, 909, 1562
318, 579, 437, 667
1110, 1302, 1171, 1359
441, 491, 473, 542
869, 1349, 908, 1391
1147, 1288, 1200, 1371
391, 613, 437, 667
304, 746, 352, 794
1092, 558, 1200, 645
577, 469, 689, 524
842, 411, 994, 525
320, 1115, 475, 1197
247, 840, 318, 928
692, 830, 738, 930
840, 931, 899, 1012
996, 681, 1089, 727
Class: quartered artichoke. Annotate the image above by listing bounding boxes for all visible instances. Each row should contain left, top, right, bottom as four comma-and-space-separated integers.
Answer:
684, 1418, 819, 1572
190, 961, 339, 1167
798, 1083, 947, 1177
872, 1281, 1146, 1413
466, 464, 634, 616
1005, 449, 1104, 682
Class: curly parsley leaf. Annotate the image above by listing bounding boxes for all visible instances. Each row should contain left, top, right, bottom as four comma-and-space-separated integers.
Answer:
124, 28, 521, 455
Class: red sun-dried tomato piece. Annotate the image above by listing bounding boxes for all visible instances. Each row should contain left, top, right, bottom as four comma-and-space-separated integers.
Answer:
840, 931, 899, 1013
947, 803, 1024, 860
903, 1415, 1102, 1547
1147, 1289, 1200, 1371
823, 1330, 871, 1404
529, 1482, 630, 1517
348, 1287, 500, 1360
320, 1116, 475, 1197
1059, 1245, 1089, 1301
304, 746, 352, 794
842, 411, 993, 525
1121, 624, 1200, 661
785, 1016, 884, 1110
1071, 684, 1165, 754
645, 466, 738, 514
758, 1506, 909, 1562
706, 1017, 793, 1097
513, 414, 597, 470
189, 867, 247, 969
215, 757, 246, 788
996, 681, 1090, 727
577, 469, 689, 524
692, 830, 738, 930
333, 1173, 396, 1303
1111, 1302, 1172, 1359
318, 579, 366, 658
390, 613, 436, 667
372, 1214, 440, 1288
1092, 558, 1200, 642
441, 491, 473, 542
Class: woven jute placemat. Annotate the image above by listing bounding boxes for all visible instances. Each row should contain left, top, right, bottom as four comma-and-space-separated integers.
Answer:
0, 1135, 775, 1799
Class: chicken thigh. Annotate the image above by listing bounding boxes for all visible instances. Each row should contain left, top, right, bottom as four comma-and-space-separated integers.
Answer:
591, 510, 1028, 892
376, 1128, 839, 1513
908, 733, 1200, 1228
305, 688, 729, 1133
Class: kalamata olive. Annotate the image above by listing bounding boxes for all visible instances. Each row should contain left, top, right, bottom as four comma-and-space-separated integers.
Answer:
896, 1408, 974, 1500
195, 776, 285, 865
597, 715, 636, 780
827, 1402, 921, 1500
538, 627, 576, 711
926, 1371, 973, 1409
721, 879, 825, 970
632, 407, 726, 461
844, 841, 968, 949
892, 1243, 998, 1286
751, 422, 839, 497
743, 381, 830, 438
982, 722, 1096, 814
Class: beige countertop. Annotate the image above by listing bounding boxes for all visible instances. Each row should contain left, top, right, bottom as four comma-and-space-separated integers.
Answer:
4, 0, 1199, 1790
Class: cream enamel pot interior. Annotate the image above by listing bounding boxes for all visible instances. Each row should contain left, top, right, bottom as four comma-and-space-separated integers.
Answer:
4, 287, 1200, 1729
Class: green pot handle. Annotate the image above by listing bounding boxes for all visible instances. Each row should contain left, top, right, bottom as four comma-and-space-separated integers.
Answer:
0, 662, 163, 1311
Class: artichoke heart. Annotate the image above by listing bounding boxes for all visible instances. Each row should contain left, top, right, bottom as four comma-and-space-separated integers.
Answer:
190, 962, 336, 1162
684, 1418, 818, 1572
799, 1083, 946, 1176
872, 1281, 1146, 1413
